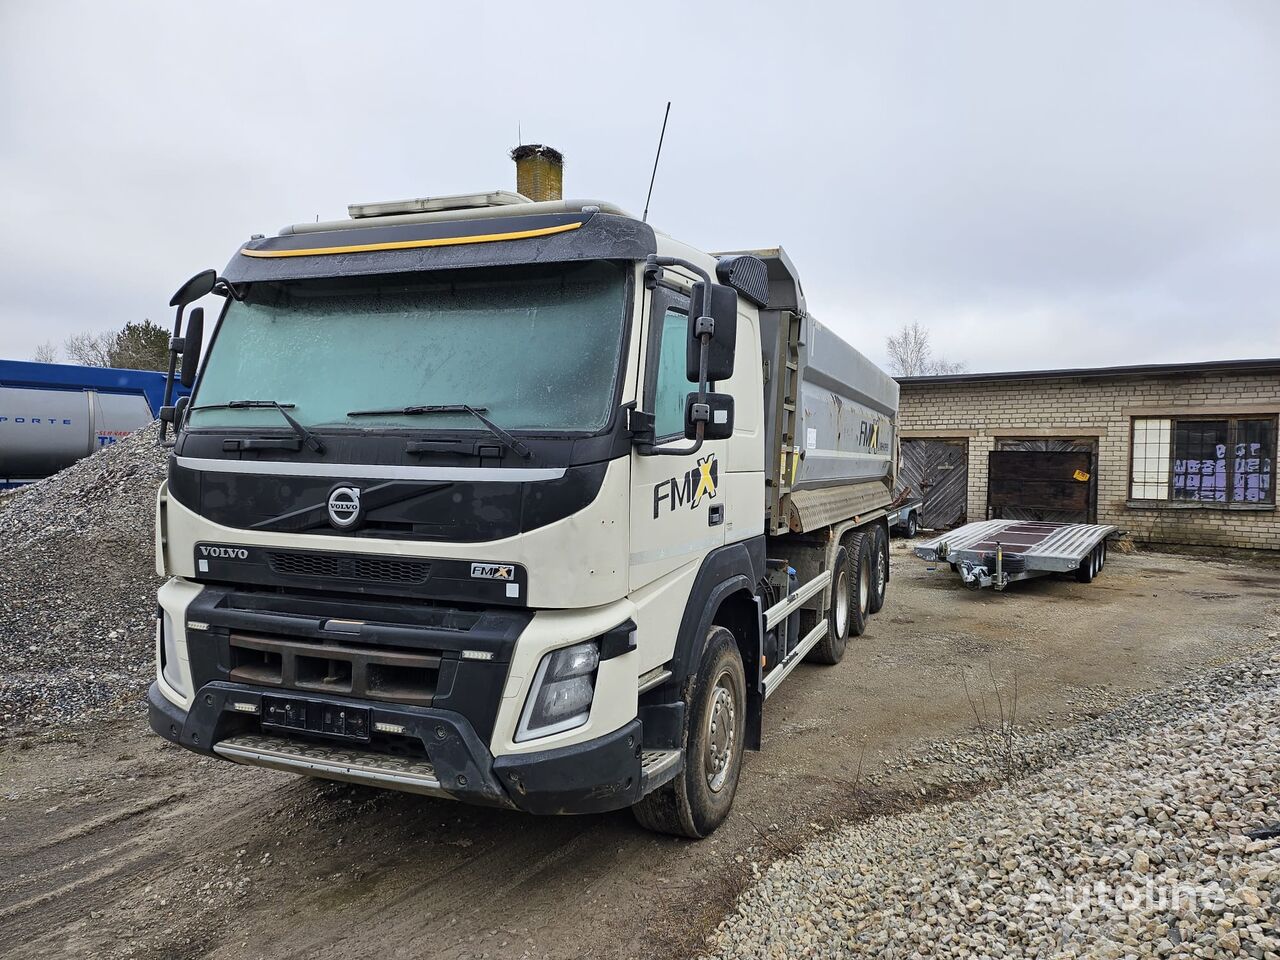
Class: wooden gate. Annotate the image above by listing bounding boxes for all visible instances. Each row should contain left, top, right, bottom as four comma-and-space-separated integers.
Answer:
987, 449, 1094, 523
900, 439, 968, 530
990, 438, 1097, 523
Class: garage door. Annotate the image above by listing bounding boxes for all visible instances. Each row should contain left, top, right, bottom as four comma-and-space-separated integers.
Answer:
988, 438, 1097, 523
900, 438, 968, 530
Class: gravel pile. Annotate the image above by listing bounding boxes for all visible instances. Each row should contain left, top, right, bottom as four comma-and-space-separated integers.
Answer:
0, 425, 166, 737
882, 629, 1280, 790
706, 645, 1280, 959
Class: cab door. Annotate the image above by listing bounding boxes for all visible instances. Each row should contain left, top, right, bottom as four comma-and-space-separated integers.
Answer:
628, 284, 727, 593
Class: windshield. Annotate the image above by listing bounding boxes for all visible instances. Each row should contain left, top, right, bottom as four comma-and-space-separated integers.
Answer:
187, 261, 629, 434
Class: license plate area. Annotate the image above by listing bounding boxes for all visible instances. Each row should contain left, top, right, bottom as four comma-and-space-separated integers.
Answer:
261, 695, 371, 742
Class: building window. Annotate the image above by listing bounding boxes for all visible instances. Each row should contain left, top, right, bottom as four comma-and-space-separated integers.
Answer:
1130, 416, 1275, 504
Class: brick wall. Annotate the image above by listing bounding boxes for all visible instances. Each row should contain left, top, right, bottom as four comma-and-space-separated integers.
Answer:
898, 372, 1280, 550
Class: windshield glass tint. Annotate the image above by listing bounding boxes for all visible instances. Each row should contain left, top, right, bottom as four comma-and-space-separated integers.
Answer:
188, 261, 628, 433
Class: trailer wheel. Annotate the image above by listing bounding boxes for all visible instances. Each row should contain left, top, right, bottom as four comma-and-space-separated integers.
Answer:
868, 525, 889, 615
632, 626, 745, 839
1075, 546, 1097, 583
905, 512, 918, 538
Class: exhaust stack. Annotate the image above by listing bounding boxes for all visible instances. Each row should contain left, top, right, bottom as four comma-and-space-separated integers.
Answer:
511, 144, 563, 202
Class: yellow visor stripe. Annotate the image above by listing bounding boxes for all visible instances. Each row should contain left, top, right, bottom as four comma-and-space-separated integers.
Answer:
239, 220, 584, 258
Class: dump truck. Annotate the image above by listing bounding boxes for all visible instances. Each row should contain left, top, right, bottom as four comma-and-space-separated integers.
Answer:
149, 148, 899, 837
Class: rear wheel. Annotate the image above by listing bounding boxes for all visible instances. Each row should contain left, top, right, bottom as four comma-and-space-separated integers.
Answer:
848, 534, 873, 637
810, 533, 871, 666
868, 525, 889, 614
905, 512, 918, 538
807, 545, 850, 665
632, 626, 746, 838
1075, 544, 1098, 583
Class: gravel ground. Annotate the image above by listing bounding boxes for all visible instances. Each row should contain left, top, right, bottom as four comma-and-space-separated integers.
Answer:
0, 425, 165, 737
705, 643, 1280, 959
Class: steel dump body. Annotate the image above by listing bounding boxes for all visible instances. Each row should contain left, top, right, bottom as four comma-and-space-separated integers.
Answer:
725, 248, 898, 534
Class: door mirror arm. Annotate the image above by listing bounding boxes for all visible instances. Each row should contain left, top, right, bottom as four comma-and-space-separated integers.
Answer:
636, 255, 731, 457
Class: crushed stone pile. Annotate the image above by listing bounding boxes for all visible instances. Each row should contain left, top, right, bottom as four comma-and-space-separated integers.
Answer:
0, 424, 167, 737
705, 646, 1280, 959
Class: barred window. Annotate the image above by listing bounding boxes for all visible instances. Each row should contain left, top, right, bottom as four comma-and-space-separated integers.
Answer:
1130, 416, 1275, 504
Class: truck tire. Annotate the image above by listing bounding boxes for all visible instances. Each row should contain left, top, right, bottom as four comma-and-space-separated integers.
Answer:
805, 545, 849, 665
632, 626, 746, 839
868, 525, 889, 615
905, 511, 918, 538
845, 534, 872, 639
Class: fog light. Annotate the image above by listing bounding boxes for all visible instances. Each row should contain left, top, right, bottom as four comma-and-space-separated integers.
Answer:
515, 641, 599, 741
231, 701, 259, 714
374, 721, 406, 735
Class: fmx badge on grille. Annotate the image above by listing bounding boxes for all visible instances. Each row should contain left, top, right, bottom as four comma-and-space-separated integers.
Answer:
470, 562, 515, 581
327, 485, 362, 529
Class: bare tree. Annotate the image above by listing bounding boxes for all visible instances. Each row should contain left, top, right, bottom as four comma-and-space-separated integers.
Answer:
63, 330, 115, 367
31, 341, 60, 363
885, 321, 966, 376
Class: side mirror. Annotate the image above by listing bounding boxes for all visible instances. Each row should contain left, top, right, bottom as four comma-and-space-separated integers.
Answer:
685, 391, 734, 441
159, 396, 190, 425
180, 307, 204, 388
686, 282, 737, 383
170, 269, 217, 308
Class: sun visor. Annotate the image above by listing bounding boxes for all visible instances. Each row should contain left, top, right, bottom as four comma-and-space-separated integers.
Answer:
222, 212, 657, 284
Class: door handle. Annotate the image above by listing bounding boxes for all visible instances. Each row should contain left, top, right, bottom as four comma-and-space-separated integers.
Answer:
708, 504, 724, 526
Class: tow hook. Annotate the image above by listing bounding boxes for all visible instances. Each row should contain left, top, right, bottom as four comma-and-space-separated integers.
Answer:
960, 561, 988, 590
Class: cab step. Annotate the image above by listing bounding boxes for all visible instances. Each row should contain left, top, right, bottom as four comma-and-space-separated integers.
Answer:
639, 749, 682, 792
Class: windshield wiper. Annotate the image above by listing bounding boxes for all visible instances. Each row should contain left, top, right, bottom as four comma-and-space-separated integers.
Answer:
346, 403, 532, 460
190, 399, 326, 454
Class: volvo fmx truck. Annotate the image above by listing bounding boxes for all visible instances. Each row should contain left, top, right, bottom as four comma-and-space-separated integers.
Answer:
150, 154, 899, 837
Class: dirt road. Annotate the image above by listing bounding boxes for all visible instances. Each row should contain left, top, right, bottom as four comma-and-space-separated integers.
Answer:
3, 548, 1278, 960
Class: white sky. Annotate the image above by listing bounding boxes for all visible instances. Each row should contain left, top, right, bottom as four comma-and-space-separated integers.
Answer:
2, 0, 1277, 373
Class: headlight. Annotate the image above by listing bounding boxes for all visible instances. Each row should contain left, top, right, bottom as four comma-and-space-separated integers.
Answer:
516, 640, 600, 741
158, 609, 186, 694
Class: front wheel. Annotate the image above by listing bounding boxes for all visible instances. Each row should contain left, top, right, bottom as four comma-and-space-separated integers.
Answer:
632, 626, 746, 838
905, 512, 918, 538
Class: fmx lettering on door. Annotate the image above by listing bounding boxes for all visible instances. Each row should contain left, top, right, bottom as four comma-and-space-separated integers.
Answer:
652, 454, 718, 518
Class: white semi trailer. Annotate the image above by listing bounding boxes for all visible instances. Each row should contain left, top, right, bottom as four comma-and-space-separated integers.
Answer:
150, 165, 899, 837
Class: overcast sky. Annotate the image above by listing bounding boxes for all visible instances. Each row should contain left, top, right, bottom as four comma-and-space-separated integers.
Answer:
2, 1, 1277, 374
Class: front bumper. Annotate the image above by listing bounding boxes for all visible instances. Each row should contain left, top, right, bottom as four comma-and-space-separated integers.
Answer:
149, 681, 645, 815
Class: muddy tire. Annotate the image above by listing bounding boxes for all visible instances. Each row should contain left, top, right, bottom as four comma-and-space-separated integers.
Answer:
632, 626, 745, 839
868, 524, 889, 615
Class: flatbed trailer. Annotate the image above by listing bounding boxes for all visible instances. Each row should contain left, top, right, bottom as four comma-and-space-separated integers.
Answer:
913, 519, 1119, 591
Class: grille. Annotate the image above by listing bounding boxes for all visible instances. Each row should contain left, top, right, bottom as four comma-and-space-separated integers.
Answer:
267, 551, 431, 585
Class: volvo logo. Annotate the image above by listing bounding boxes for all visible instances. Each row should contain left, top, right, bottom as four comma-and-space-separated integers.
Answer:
198, 545, 249, 559
327, 485, 362, 529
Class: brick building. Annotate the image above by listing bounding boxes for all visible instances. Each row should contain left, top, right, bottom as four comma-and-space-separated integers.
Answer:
895, 359, 1280, 551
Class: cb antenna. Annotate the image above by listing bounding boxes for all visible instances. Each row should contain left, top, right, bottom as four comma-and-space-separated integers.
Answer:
642, 101, 671, 223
